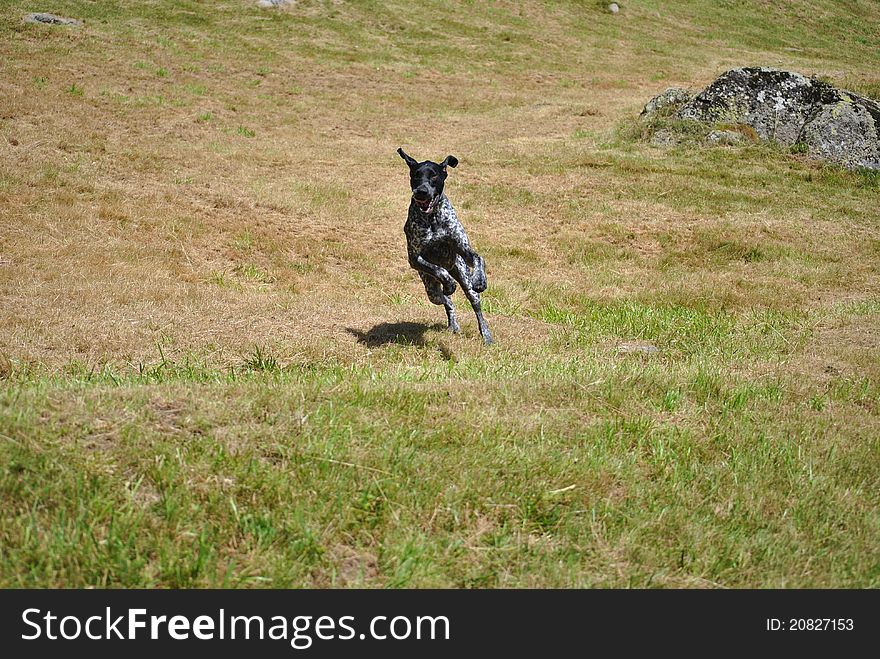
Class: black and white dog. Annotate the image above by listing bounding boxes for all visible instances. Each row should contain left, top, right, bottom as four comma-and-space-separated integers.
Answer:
398, 147, 492, 344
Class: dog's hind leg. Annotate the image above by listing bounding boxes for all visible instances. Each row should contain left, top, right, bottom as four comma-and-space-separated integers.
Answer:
421, 272, 460, 333
453, 242, 487, 293
451, 260, 493, 344
467, 251, 487, 293
462, 286, 492, 344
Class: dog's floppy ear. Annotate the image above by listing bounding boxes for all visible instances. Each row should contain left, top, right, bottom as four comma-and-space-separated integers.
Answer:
397, 147, 418, 168
441, 155, 458, 169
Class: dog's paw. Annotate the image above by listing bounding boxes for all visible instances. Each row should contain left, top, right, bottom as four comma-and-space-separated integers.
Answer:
442, 279, 457, 296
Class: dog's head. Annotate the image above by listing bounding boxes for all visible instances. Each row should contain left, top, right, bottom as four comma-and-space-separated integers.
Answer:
397, 148, 458, 214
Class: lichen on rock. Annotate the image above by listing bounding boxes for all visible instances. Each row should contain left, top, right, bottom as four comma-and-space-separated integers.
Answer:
800, 97, 880, 170
677, 68, 836, 145
641, 67, 880, 170
641, 88, 692, 117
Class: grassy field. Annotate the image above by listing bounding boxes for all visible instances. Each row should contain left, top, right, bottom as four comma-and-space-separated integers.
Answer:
1, 0, 879, 587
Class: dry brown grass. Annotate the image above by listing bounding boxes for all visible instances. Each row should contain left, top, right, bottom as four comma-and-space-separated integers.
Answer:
1, 1, 879, 588
1, 1, 873, 369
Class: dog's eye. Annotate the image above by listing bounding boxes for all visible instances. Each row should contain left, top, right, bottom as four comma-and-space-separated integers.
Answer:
431, 176, 439, 182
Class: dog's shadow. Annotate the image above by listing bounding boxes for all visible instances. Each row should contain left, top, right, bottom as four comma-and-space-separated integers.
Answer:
346, 321, 444, 348
346, 322, 458, 360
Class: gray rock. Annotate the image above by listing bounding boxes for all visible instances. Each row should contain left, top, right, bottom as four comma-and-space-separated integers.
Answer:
641, 88, 691, 117
679, 68, 821, 144
800, 93, 880, 170
256, 0, 292, 7
24, 12, 81, 26
609, 3, 620, 13
706, 129, 745, 145
674, 67, 880, 170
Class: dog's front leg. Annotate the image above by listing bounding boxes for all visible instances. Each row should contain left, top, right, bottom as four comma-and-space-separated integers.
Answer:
409, 253, 457, 296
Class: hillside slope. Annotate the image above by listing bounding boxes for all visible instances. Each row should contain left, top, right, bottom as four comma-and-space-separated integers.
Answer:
1, 1, 879, 587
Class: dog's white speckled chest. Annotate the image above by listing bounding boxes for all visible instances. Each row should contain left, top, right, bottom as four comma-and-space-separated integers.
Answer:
404, 196, 466, 257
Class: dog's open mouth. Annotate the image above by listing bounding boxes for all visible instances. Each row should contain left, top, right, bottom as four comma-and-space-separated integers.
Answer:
413, 196, 435, 213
